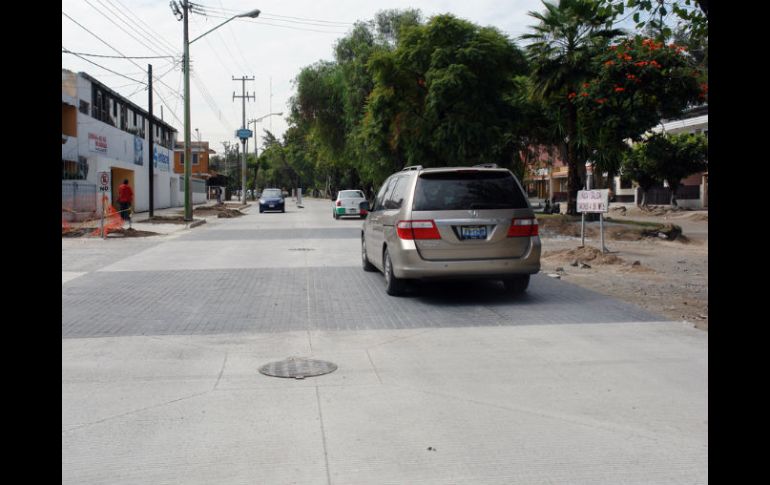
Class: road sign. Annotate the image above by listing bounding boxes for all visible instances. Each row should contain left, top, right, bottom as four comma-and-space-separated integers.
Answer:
577, 189, 609, 213
236, 128, 253, 140
98, 171, 111, 192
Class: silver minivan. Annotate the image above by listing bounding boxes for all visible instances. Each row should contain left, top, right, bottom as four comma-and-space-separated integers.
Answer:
361, 165, 541, 295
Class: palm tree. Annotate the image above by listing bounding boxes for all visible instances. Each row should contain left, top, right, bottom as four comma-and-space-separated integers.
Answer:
522, 0, 623, 214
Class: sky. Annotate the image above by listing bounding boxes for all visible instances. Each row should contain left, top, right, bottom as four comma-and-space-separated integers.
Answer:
61, 0, 556, 154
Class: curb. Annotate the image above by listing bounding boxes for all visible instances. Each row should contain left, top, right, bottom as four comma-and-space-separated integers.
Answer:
188, 219, 207, 229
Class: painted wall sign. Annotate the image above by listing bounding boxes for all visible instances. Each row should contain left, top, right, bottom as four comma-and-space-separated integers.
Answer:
134, 136, 144, 165
154, 146, 170, 172
88, 133, 108, 153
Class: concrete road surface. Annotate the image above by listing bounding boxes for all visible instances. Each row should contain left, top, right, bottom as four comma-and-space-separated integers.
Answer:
62, 197, 707, 484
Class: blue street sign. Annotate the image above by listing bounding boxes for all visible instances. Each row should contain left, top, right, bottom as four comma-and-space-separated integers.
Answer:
236, 128, 253, 140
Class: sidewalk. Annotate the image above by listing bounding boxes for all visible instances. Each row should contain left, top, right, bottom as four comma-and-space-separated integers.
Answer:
128, 200, 252, 235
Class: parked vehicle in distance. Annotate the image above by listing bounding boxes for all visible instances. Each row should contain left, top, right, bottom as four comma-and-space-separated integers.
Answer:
361, 164, 540, 296
259, 188, 285, 213
333, 190, 369, 220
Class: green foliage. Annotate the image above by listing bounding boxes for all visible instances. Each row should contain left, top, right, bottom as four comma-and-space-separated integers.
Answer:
523, 0, 624, 214
622, 131, 707, 205
570, 35, 704, 174
645, 132, 707, 189
600, 1, 707, 42
364, 14, 530, 172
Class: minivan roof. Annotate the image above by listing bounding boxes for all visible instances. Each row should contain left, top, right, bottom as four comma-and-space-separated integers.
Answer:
416, 166, 509, 173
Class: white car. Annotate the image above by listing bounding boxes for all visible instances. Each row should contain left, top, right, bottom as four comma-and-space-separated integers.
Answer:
333, 190, 368, 220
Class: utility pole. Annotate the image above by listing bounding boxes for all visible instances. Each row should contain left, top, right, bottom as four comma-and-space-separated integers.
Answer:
233, 76, 255, 204
147, 64, 154, 217
247, 119, 259, 197
182, 0, 193, 220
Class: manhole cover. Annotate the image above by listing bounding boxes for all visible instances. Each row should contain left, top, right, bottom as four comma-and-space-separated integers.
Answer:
288, 248, 315, 251
259, 357, 337, 379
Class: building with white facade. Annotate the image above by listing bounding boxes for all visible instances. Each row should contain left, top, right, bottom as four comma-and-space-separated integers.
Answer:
62, 69, 207, 221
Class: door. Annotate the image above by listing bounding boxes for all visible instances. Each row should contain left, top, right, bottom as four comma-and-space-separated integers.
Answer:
365, 177, 394, 272
111, 168, 134, 211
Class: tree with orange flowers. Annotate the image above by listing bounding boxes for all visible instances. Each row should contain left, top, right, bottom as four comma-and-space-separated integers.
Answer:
570, 35, 704, 173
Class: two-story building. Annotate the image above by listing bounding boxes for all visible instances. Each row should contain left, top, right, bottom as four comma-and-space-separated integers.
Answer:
173, 141, 216, 179
62, 69, 207, 221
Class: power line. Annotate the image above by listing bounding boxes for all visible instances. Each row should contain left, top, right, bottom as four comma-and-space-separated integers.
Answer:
83, 0, 172, 58
203, 13, 348, 34
218, 0, 254, 74
62, 47, 145, 84
61, 48, 175, 60
189, 12, 248, 75
62, 11, 184, 100
195, 3, 354, 25
93, 0, 180, 58
107, 0, 181, 55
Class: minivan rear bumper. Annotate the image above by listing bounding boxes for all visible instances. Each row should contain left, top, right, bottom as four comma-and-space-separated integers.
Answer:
390, 236, 541, 279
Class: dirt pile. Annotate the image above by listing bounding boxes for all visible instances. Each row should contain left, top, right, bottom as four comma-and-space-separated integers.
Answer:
542, 246, 625, 266
107, 228, 159, 237
62, 227, 159, 238
62, 227, 97, 238
640, 223, 682, 240
193, 204, 244, 218
146, 215, 187, 224
539, 215, 684, 241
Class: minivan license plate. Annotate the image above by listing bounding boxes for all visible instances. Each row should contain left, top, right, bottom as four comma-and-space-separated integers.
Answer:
461, 226, 486, 239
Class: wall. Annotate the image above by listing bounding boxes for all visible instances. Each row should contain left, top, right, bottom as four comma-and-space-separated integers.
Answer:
74, 75, 179, 213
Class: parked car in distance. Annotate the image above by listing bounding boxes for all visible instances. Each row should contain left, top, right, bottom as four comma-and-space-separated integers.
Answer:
361, 164, 540, 296
333, 190, 369, 220
259, 188, 285, 213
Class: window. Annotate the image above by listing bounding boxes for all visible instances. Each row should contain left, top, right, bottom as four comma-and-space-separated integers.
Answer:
373, 177, 394, 211
193, 153, 199, 165
413, 171, 528, 211
79, 100, 89, 114
120, 105, 127, 130
383, 176, 407, 210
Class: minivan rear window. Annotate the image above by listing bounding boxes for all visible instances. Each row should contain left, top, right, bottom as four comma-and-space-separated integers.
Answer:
413, 171, 528, 211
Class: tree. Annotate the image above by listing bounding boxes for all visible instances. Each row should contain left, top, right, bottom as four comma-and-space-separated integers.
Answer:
364, 14, 530, 171
621, 140, 660, 206
523, 0, 624, 214
599, 0, 708, 42
571, 35, 705, 172
644, 132, 707, 206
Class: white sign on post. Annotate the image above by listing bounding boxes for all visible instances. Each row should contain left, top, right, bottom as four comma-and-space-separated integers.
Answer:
577, 189, 609, 213
98, 171, 111, 192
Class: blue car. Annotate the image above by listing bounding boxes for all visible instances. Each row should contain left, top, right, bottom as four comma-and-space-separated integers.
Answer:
258, 188, 285, 213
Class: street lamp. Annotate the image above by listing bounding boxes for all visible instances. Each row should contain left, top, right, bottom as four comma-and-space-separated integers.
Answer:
178, 2, 260, 220
247, 112, 282, 199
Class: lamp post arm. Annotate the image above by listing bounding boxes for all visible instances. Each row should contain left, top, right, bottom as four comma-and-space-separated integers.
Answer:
189, 16, 237, 45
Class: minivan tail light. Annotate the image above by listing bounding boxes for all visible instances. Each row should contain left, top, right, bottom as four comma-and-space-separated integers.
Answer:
507, 218, 539, 237
397, 220, 441, 240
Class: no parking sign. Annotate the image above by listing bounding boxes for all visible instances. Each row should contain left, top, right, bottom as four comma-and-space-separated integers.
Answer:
98, 172, 111, 192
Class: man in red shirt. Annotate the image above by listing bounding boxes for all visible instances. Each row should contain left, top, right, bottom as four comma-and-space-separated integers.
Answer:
117, 179, 133, 222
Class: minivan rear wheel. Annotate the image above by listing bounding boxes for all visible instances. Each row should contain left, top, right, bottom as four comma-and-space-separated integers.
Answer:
383, 248, 406, 296
503, 275, 530, 295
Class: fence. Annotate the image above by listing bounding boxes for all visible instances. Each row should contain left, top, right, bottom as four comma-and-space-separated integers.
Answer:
638, 185, 700, 205
62, 180, 97, 222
